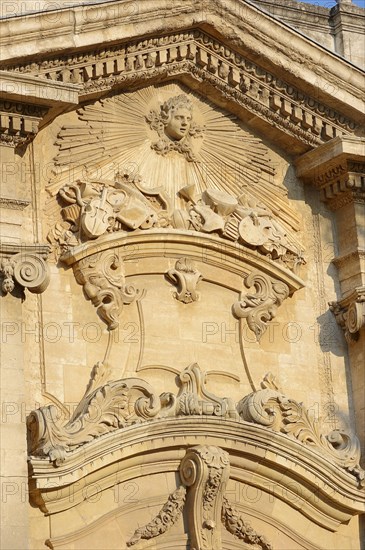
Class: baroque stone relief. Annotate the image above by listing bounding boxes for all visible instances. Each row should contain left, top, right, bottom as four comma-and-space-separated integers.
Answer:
46, 83, 305, 273
27, 365, 363, 487
2, 29, 357, 150
127, 445, 272, 550
0, 244, 50, 296
166, 257, 203, 303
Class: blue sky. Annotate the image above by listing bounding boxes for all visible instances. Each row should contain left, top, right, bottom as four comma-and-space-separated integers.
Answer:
299, 0, 364, 7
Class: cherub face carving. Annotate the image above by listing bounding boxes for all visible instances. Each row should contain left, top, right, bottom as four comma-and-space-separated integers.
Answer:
161, 95, 193, 141
165, 107, 192, 141
146, 93, 204, 161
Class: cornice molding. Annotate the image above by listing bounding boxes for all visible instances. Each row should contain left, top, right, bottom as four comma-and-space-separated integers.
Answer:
0, 197, 30, 210
1, 0, 363, 107
1, 29, 360, 153
0, 72, 79, 148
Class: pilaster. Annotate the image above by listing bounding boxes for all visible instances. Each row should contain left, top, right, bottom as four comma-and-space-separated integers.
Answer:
296, 135, 365, 462
0, 72, 79, 550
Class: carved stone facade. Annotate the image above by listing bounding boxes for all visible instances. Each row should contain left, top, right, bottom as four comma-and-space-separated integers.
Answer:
1, 1, 364, 550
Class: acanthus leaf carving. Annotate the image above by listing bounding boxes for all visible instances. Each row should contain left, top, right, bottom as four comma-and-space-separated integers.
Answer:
72, 249, 139, 330
27, 368, 363, 486
166, 257, 203, 303
27, 373, 172, 466
126, 485, 187, 547
222, 497, 273, 550
232, 272, 290, 340
238, 373, 364, 487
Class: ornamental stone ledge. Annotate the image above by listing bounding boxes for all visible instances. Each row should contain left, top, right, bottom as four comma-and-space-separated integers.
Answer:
0, 71, 80, 147
0, 0, 363, 115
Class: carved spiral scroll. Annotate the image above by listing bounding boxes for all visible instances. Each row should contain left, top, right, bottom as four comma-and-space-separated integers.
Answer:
0, 252, 50, 295
13, 253, 50, 293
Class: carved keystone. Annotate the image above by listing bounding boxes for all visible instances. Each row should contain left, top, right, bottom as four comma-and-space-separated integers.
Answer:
180, 445, 230, 550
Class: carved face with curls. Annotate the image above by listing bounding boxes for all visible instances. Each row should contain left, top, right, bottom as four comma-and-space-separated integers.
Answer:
146, 93, 204, 161
160, 95, 193, 141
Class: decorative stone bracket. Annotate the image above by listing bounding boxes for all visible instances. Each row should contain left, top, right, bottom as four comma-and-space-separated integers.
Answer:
329, 285, 365, 343
232, 271, 289, 341
0, 70, 79, 148
0, 243, 50, 295
296, 137, 365, 340
127, 445, 273, 550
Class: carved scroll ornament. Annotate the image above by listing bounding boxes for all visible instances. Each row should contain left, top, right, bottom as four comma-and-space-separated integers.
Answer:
27, 366, 363, 487
0, 250, 50, 295
166, 257, 203, 303
72, 249, 139, 330
238, 373, 364, 486
232, 272, 290, 340
127, 445, 272, 550
27, 363, 238, 465
329, 286, 365, 343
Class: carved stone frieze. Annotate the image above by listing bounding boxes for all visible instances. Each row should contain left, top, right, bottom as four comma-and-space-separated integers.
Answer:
166, 257, 203, 303
238, 373, 364, 486
329, 286, 365, 343
2, 29, 356, 148
49, 170, 304, 273
232, 272, 290, 340
72, 249, 139, 330
0, 244, 50, 295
